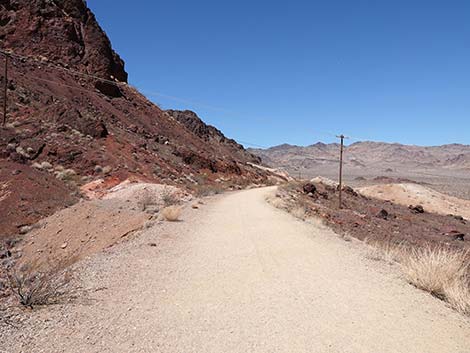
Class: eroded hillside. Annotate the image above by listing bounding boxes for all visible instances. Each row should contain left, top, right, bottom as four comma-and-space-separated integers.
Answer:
0, 0, 272, 238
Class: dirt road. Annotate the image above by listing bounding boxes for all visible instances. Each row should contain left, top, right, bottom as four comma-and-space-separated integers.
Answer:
2, 187, 469, 352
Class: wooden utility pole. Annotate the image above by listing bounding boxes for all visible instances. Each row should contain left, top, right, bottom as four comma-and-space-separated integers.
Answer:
2, 53, 8, 126
336, 134, 348, 209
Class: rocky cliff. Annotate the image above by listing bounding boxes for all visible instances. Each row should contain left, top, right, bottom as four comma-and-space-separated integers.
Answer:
0, 0, 270, 238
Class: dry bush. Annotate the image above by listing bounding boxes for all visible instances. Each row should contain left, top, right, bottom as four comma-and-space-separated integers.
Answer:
7, 264, 74, 308
138, 191, 156, 212
368, 239, 470, 315
162, 188, 179, 207
193, 184, 224, 197
279, 181, 303, 194
400, 246, 470, 314
161, 206, 182, 222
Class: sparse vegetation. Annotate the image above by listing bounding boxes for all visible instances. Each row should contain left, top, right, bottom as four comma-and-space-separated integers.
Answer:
366, 240, 470, 315
7, 264, 75, 308
274, 181, 470, 316
161, 205, 181, 222
162, 188, 179, 207
138, 191, 157, 212
193, 184, 224, 197
400, 246, 470, 314
55, 168, 77, 181
279, 181, 303, 194
365, 238, 407, 264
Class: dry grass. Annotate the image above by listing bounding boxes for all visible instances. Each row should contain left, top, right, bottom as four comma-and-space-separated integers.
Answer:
365, 238, 407, 264
161, 206, 182, 222
270, 183, 470, 316
400, 246, 470, 314
367, 239, 470, 315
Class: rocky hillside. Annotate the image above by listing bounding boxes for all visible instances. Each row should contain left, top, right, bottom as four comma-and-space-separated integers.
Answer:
0, 0, 270, 239
165, 109, 261, 163
250, 141, 470, 178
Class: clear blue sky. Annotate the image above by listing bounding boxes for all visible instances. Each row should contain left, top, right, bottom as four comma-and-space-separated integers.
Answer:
88, 0, 469, 147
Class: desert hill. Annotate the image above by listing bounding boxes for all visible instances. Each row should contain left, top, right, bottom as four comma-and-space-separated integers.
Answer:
249, 141, 470, 177
0, 0, 271, 238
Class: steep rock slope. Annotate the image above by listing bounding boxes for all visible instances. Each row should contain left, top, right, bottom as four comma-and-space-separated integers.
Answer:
165, 109, 261, 164
0, 0, 269, 238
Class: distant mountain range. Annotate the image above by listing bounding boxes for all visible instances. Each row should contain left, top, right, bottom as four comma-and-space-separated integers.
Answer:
248, 141, 470, 178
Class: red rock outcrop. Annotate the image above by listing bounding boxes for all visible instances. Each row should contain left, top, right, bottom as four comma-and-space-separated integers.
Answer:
0, 0, 272, 239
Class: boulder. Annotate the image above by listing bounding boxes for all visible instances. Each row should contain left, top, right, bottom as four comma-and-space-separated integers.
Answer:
341, 185, 358, 196
376, 209, 389, 220
303, 183, 316, 194
95, 81, 123, 98
409, 205, 424, 214
443, 230, 465, 241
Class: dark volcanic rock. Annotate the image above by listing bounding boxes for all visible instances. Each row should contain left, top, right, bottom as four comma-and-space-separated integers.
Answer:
166, 109, 261, 164
409, 204, 425, 214
303, 183, 316, 194
341, 185, 358, 196
0, 0, 128, 82
443, 230, 465, 241
95, 81, 123, 98
376, 209, 389, 220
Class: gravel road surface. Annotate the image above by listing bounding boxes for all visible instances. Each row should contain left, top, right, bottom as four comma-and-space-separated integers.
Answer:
2, 187, 469, 352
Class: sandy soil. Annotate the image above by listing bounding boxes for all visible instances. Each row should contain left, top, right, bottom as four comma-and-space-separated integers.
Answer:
1, 187, 469, 352
10, 182, 191, 273
359, 183, 470, 220
16, 199, 150, 271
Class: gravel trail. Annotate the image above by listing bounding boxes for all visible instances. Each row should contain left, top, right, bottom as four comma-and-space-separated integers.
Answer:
2, 187, 469, 352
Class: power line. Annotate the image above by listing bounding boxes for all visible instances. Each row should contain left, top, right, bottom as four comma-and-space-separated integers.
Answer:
142, 90, 237, 115
2, 49, 364, 143
0, 49, 126, 87
336, 134, 349, 209
2, 53, 8, 125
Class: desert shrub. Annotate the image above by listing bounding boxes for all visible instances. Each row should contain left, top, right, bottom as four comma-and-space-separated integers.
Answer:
55, 168, 77, 181
279, 181, 303, 194
369, 240, 470, 315
400, 246, 470, 314
161, 206, 181, 222
7, 265, 74, 308
138, 191, 156, 212
162, 188, 179, 207
193, 184, 224, 197
443, 277, 470, 315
